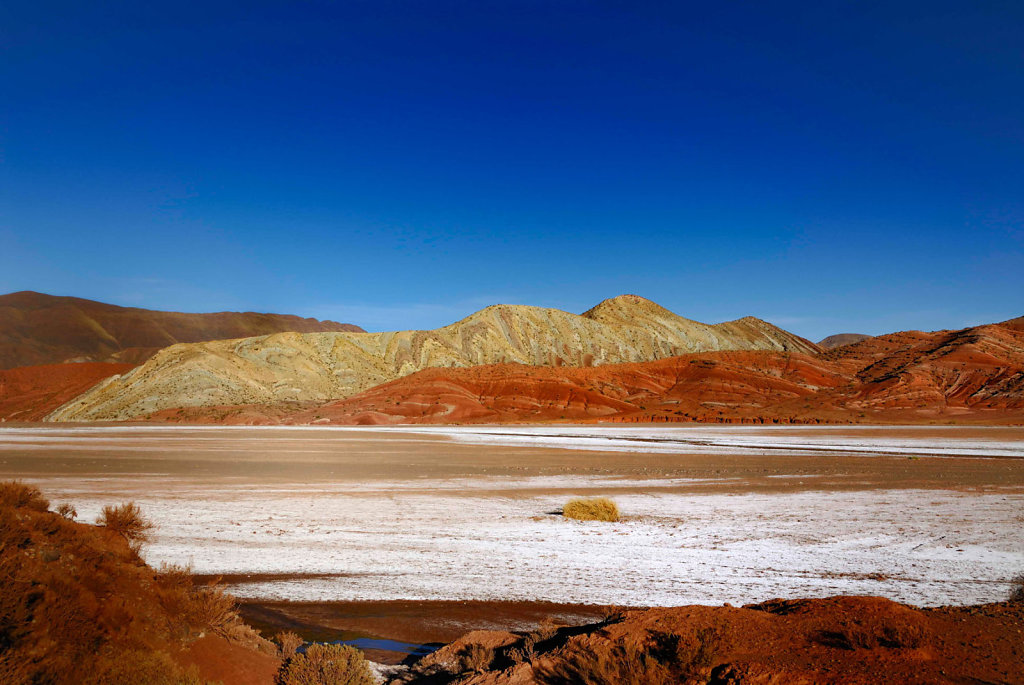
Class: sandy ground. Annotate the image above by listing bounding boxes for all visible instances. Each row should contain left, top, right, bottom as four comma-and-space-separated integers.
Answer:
2, 425, 1022, 614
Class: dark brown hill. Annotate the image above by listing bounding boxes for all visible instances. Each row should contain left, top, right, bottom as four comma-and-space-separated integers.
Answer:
818, 333, 871, 349
0, 291, 363, 369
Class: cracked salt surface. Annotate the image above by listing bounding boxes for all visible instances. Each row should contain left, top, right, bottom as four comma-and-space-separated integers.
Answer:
7, 425, 1022, 608
43, 478, 1024, 608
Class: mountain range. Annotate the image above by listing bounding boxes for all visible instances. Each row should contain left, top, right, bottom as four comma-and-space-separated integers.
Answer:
0, 292, 1020, 424
0, 291, 362, 369
44, 294, 817, 421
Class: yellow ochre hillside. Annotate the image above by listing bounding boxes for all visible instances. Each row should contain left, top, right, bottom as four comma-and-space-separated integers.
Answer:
47, 295, 818, 421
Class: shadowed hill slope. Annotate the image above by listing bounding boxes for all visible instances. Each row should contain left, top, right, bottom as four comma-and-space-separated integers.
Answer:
45, 295, 818, 421
818, 333, 871, 349
0, 291, 364, 369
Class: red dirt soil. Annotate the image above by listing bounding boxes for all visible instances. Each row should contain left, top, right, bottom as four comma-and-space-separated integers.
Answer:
0, 362, 135, 421
407, 596, 1024, 684
0, 290, 363, 369
177, 634, 281, 685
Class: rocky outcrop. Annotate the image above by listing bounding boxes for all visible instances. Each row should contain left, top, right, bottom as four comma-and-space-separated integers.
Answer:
387, 596, 1024, 684
46, 295, 818, 421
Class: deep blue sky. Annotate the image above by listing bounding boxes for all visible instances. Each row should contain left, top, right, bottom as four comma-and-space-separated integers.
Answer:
2, 1, 1021, 339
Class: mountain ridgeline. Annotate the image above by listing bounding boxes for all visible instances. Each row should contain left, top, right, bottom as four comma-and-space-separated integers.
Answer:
0, 291, 364, 369
46, 295, 818, 421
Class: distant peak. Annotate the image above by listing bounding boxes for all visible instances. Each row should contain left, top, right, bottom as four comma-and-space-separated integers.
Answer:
583, 294, 665, 317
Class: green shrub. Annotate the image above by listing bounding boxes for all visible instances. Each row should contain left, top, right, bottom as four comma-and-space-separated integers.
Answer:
563, 497, 620, 522
276, 643, 374, 685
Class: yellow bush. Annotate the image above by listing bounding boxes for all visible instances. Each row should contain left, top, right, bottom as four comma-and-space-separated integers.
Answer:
563, 497, 620, 522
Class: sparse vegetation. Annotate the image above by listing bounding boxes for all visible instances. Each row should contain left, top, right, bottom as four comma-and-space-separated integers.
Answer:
537, 626, 722, 685
0, 480, 49, 511
1009, 573, 1024, 603
538, 640, 672, 685
97, 501, 155, 551
275, 631, 304, 659
563, 497, 620, 522
276, 643, 374, 685
0, 481, 260, 685
56, 502, 77, 519
818, 620, 928, 650
458, 643, 494, 673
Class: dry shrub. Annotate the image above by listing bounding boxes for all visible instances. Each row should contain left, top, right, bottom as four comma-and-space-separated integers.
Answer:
650, 626, 722, 676
819, 620, 928, 650
0, 482, 223, 685
0, 480, 49, 511
97, 502, 154, 550
154, 564, 271, 653
458, 643, 494, 673
538, 626, 721, 685
276, 643, 374, 685
83, 649, 206, 685
533, 617, 563, 642
563, 497, 619, 522
275, 631, 304, 659
56, 503, 77, 520
538, 641, 672, 685
1009, 574, 1024, 603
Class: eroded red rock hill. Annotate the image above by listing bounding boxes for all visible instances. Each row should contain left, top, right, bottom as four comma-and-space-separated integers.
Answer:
275, 316, 1024, 425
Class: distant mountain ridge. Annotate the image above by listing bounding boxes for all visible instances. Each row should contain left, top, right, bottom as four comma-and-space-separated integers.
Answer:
136, 315, 1024, 426
818, 333, 871, 349
46, 294, 819, 421
0, 291, 364, 369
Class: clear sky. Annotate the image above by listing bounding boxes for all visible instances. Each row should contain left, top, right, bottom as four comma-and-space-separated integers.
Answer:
2, 1, 1021, 340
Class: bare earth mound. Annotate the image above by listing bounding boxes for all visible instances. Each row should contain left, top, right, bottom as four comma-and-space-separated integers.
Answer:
0, 290, 363, 369
398, 596, 1024, 684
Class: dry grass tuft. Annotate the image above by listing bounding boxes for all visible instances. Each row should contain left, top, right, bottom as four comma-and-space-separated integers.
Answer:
276, 643, 374, 685
563, 497, 620, 522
